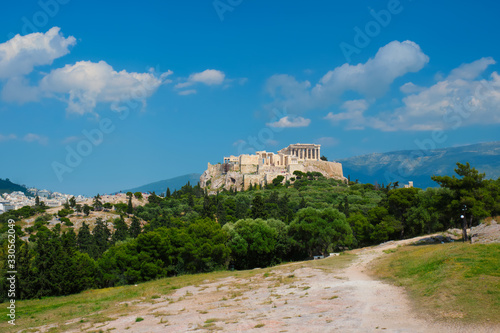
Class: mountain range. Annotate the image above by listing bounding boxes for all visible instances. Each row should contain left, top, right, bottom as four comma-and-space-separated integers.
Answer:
3, 142, 499, 196
337, 141, 500, 189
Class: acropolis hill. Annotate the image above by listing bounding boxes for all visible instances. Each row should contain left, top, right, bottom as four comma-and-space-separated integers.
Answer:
200, 143, 345, 192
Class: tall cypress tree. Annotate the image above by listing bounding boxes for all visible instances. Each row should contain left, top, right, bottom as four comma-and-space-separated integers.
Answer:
127, 196, 134, 214
92, 218, 111, 259
129, 216, 142, 238
77, 222, 95, 258
111, 218, 129, 243
251, 193, 266, 219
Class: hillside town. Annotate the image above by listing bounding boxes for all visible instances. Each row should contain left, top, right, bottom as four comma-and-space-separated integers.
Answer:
0, 189, 87, 214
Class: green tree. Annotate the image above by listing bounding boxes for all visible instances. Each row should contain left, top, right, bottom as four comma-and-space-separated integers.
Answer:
223, 218, 277, 269
83, 204, 91, 216
93, 194, 103, 211
289, 207, 353, 258
75, 204, 82, 215
112, 218, 129, 243
69, 196, 77, 209
134, 192, 143, 200
166, 188, 171, 198
272, 175, 285, 187
92, 218, 111, 258
129, 216, 142, 238
250, 194, 266, 219
77, 222, 95, 257
386, 187, 421, 239
127, 196, 134, 215
432, 162, 489, 241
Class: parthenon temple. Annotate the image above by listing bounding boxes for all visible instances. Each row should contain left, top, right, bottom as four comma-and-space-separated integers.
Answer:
200, 143, 345, 192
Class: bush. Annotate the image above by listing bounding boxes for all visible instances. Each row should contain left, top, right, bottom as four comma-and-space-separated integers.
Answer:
60, 217, 73, 226
57, 209, 74, 218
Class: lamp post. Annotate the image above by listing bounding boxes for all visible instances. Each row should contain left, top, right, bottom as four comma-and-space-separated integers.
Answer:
461, 205, 468, 242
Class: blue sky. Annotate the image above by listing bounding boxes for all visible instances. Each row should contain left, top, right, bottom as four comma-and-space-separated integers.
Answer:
1, 0, 499, 196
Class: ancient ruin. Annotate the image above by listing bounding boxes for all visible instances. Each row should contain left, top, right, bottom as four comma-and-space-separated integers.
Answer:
200, 143, 345, 192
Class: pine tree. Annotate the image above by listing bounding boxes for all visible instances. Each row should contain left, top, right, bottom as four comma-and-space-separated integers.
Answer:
69, 196, 77, 209
251, 193, 266, 219
129, 216, 142, 238
344, 196, 350, 218
127, 196, 134, 214
93, 194, 103, 211
216, 199, 227, 225
187, 193, 195, 207
166, 187, 171, 198
111, 218, 129, 243
77, 222, 95, 257
83, 204, 91, 216
299, 197, 307, 209
92, 218, 111, 259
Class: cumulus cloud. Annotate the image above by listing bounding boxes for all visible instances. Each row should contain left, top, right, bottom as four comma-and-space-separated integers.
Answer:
266, 115, 311, 128
0, 28, 171, 114
175, 69, 226, 92
373, 57, 500, 131
400, 82, 425, 94
265, 40, 429, 113
190, 69, 225, 85
324, 99, 369, 130
38, 61, 170, 114
0, 27, 75, 79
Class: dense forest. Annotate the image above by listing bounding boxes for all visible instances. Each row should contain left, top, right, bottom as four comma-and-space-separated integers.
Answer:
1, 163, 499, 301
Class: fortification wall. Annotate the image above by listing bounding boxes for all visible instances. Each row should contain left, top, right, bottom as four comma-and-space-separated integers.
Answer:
240, 154, 260, 165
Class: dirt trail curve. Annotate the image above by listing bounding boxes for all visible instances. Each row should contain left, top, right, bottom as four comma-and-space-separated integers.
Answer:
52, 235, 496, 333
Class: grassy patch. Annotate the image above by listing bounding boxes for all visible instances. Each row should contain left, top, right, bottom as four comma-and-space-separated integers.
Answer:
370, 243, 500, 324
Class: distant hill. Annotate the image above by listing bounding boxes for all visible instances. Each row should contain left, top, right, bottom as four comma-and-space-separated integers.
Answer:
120, 173, 202, 195
0, 178, 29, 196
337, 142, 500, 189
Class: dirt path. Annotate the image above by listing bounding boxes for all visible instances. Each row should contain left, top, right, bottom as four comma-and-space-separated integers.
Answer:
43, 236, 496, 333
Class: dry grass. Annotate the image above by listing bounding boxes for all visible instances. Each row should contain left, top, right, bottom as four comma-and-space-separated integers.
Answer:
0, 253, 355, 332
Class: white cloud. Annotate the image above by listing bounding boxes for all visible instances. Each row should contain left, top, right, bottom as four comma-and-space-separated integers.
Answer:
315, 137, 339, 147
23, 133, 48, 145
324, 99, 368, 130
190, 69, 225, 85
265, 40, 429, 113
0, 134, 17, 142
400, 82, 425, 94
266, 115, 311, 128
178, 89, 197, 96
447, 57, 495, 80
372, 58, 500, 131
39, 60, 169, 114
0, 28, 170, 114
175, 69, 226, 89
0, 27, 75, 79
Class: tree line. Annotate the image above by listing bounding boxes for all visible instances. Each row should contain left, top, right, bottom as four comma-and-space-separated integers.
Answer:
0, 163, 498, 301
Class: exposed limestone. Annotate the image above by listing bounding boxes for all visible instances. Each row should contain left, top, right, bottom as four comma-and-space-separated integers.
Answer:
200, 143, 345, 193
